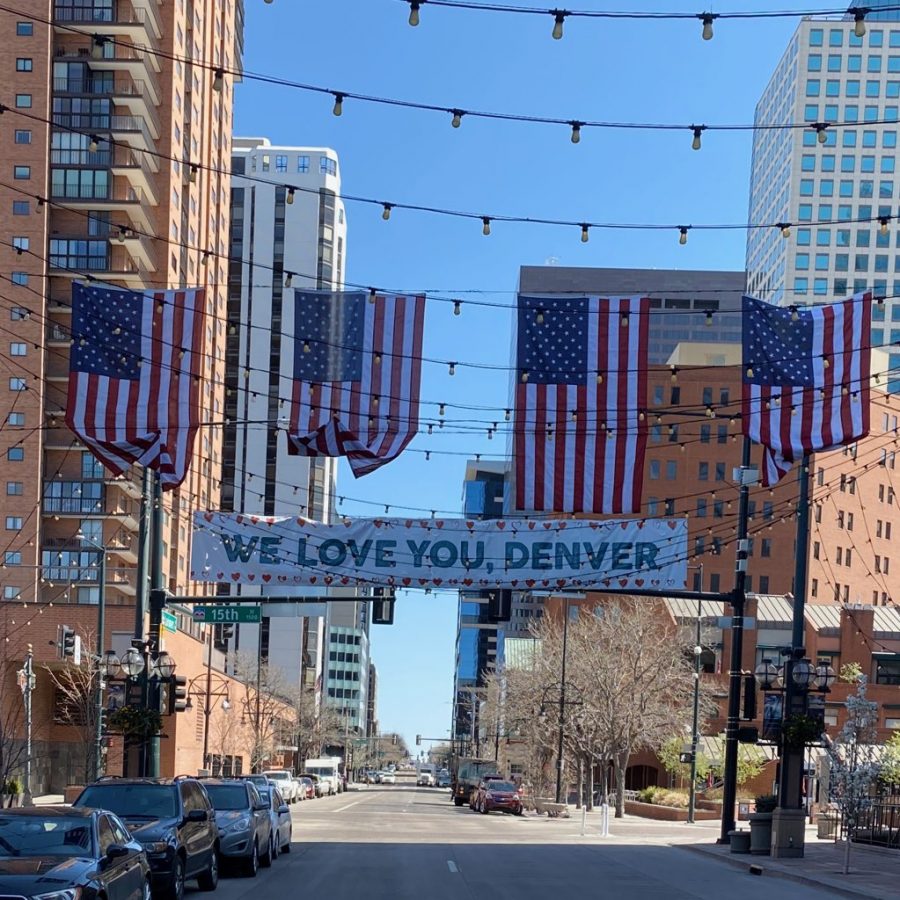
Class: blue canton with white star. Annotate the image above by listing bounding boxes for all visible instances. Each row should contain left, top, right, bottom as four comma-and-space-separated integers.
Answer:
71, 283, 143, 380
742, 296, 815, 386
517, 296, 589, 385
294, 291, 365, 382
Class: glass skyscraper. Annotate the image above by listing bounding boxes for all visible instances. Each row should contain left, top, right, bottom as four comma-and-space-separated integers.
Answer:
747, 10, 900, 388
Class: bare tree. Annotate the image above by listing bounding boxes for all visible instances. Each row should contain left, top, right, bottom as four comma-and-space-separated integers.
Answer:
44, 658, 100, 785
232, 655, 294, 772
0, 679, 28, 798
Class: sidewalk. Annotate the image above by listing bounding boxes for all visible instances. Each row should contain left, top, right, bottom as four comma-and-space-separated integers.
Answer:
680, 831, 900, 900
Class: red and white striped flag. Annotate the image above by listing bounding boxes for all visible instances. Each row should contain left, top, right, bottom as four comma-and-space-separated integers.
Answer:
742, 293, 872, 486
288, 291, 425, 476
514, 295, 650, 513
66, 283, 205, 490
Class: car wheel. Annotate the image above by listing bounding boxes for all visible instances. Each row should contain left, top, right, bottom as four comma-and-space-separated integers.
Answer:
480, 800, 489, 815
197, 847, 219, 891
244, 841, 259, 878
282, 827, 292, 854
454, 798, 464, 807
260, 833, 273, 868
141, 876, 152, 900
272, 834, 279, 861
514, 806, 523, 817
165, 855, 185, 900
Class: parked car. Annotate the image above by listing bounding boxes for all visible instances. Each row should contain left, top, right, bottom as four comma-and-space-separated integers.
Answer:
473, 779, 523, 816
0, 807, 151, 900
469, 774, 505, 810
262, 770, 297, 803
242, 774, 273, 791
379, 771, 396, 785
291, 776, 306, 801
202, 779, 272, 876
74, 777, 219, 900
299, 776, 316, 800
305, 773, 331, 796
257, 786, 292, 857
437, 771, 452, 788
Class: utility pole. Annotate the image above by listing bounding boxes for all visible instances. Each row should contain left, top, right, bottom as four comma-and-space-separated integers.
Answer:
147, 474, 164, 777
688, 563, 703, 825
719, 437, 754, 844
202, 626, 214, 770
18, 646, 34, 806
94, 544, 107, 781
555, 596, 570, 804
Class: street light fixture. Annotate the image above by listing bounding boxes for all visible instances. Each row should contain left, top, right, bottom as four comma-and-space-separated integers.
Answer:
754, 660, 781, 691
120, 647, 145, 678
791, 659, 816, 689
153, 651, 176, 680
814, 664, 836, 691
99, 651, 121, 680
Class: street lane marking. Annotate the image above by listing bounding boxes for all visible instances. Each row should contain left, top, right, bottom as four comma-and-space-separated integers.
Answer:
447, 861, 459, 873
334, 799, 365, 812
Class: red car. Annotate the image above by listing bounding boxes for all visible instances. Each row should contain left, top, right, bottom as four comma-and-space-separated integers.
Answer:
299, 776, 316, 800
474, 779, 523, 816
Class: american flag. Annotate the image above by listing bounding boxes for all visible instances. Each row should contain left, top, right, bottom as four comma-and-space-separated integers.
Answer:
513, 295, 650, 513
288, 290, 425, 476
742, 293, 872, 485
66, 283, 206, 490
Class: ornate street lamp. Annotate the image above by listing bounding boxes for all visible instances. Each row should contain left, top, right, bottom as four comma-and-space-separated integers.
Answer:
754, 659, 781, 691
99, 650, 121, 680
814, 664, 836, 692
153, 651, 176, 680
791, 658, 817, 690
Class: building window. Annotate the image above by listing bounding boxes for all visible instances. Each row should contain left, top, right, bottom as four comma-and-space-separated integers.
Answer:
9, 378, 26, 391
6, 412, 24, 426
700, 424, 710, 444
715, 462, 726, 481
811, 578, 818, 598
15, 21, 33, 35
4, 552, 21, 565
759, 575, 769, 594
4, 587, 21, 600
275, 155, 288, 173
15, 94, 31, 108
665, 460, 677, 480
9, 343, 26, 356
298, 155, 310, 173
6, 483, 23, 496
12, 201, 28, 215
649, 460, 660, 480
761, 539, 771, 558
875, 657, 900, 685
11, 273, 28, 286
5, 517, 22, 530
320, 156, 337, 176
7, 448, 24, 462
15, 58, 32, 71
14, 130, 31, 144
13, 166, 30, 180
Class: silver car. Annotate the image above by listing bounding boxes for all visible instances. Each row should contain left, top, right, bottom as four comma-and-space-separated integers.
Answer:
258, 786, 292, 857
202, 780, 272, 877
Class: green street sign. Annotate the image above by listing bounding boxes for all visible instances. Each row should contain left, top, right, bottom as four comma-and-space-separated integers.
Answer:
192, 605, 261, 624
162, 610, 178, 634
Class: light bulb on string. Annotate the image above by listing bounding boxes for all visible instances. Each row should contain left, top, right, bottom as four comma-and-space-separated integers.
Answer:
580, 224, 589, 243
678, 226, 689, 245
453, 300, 462, 316
814, 123, 828, 144
596, 372, 604, 384
284, 271, 293, 288
791, 306, 800, 322
451, 109, 464, 129
521, 369, 529, 383
570, 121, 582, 144
505, 409, 511, 421
854, 9, 867, 38
551, 10, 566, 40
778, 222, 791, 239
302, 340, 310, 354
382, 203, 392, 221
482, 217, 492, 236
448, 362, 456, 376
699, 13, 716, 40
705, 311, 713, 327
332, 93, 344, 117
535, 308, 545, 325
691, 125, 704, 151
670, 366, 678, 384
621, 312, 628, 328
213, 68, 224, 92
369, 287, 377, 304
439, 403, 445, 417
881, 217, 890, 236
88, 135, 99, 153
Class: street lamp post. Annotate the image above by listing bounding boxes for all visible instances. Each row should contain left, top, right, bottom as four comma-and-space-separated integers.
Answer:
17, 645, 35, 806
77, 528, 107, 782
687, 563, 704, 825
556, 596, 571, 804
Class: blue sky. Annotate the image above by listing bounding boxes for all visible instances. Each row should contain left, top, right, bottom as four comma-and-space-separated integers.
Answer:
233, 0, 806, 750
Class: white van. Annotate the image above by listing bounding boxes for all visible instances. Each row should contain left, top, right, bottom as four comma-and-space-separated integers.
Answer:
304, 757, 342, 795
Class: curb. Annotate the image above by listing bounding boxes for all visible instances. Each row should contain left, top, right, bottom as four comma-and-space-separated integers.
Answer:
678, 843, 892, 900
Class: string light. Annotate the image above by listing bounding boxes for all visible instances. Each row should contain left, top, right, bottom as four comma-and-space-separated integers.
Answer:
374, 352, 382, 365
691, 125, 704, 151
482, 216, 492, 236
505, 409, 511, 421
302, 340, 310, 354
813, 122, 829, 144
670, 365, 678, 384
189, 164, 198, 183
448, 362, 456, 376
286, 188, 295, 205
678, 226, 689, 245
791, 306, 800, 322
382, 203, 392, 221
854, 8, 867, 38
570, 121, 582, 144
88, 135, 99, 153
881, 216, 890, 237
332, 92, 344, 117
551, 9, 567, 40
580, 224, 589, 243
705, 311, 713, 327
596, 372, 604, 384
746, 366, 754, 378
369, 287, 377, 304
284, 271, 293, 288
521, 369, 529, 383
212, 68, 224, 92
699, 12, 716, 41
439, 403, 446, 417
451, 109, 464, 129
453, 300, 462, 316
535, 308, 545, 325
777, 222, 791, 239
621, 312, 629, 328
407, 0, 421, 26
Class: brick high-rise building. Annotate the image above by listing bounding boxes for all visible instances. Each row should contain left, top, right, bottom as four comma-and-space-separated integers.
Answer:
0, 2, 243, 789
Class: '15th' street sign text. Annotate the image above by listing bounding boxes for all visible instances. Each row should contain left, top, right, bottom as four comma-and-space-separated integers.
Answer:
192, 605, 262, 623
190, 514, 688, 590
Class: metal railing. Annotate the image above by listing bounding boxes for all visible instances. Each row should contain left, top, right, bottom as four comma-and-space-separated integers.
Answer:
53, 6, 149, 27
848, 797, 900, 849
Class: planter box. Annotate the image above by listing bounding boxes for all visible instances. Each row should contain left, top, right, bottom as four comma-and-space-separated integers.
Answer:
624, 799, 719, 822
749, 812, 773, 855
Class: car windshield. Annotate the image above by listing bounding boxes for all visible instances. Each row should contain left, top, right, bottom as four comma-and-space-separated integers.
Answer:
487, 782, 517, 792
0, 815, 94, 857
77, 784, 178, 819
204, 784, 250, 811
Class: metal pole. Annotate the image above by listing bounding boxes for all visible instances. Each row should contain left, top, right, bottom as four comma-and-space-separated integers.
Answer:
254, 622, 262, 773
134, 468, 151, 640
556, 596, 570, 804
778, 454, 812, 812
719, 436, 752, 844
93, 545, 107, 781
148, 474, 164, 778
22, 645, 34, 806
688, 564, 703, 825
202, 626, 214, 769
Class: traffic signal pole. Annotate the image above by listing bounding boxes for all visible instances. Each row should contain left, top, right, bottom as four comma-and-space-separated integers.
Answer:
147, 473, 165, 777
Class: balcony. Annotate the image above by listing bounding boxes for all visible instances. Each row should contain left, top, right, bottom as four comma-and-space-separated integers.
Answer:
52, 77, 161, 137
43, 480, 105, 516
53, 113, 153, 154
53, 2, 162, 43
51, 180, 154, 235
39, 558, 137, 595
46, 321, 71, 345
54, 41, 161, 94
48, 237, 153, 285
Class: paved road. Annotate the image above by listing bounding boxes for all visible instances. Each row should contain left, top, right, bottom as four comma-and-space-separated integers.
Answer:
201, 784, 844, 900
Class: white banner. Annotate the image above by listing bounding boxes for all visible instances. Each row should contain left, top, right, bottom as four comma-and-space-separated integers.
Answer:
190, 513, 688, 591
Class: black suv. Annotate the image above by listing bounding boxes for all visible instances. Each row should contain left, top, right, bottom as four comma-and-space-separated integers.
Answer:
74, 777, 219, 900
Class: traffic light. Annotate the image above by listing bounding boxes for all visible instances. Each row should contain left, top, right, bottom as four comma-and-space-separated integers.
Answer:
487, 590, 512, 622
59, 625, 76, 659
416, 734, 421, 746
169, 675, 188, 714
372, 587, 395, 625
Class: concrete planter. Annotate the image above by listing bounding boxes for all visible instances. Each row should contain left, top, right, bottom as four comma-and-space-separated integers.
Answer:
749, 812, 773, 855
624, 800, 719, 822
729, 830, 751, 853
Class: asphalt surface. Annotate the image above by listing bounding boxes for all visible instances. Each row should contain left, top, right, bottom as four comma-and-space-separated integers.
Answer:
199, 783, 846, 900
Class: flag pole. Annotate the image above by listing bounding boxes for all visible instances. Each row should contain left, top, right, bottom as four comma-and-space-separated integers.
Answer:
772, 453, 812, 857
147, 471, 165, 777
719, 435, 753, 844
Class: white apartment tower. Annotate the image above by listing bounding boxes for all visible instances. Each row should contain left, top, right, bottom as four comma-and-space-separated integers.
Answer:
220, 138, 347, 693
746, 4, 900, 390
